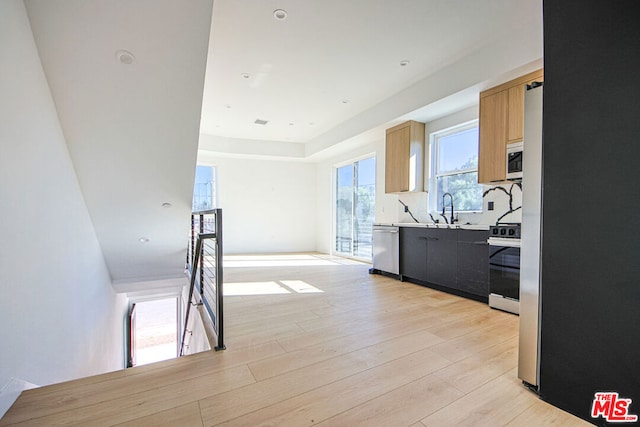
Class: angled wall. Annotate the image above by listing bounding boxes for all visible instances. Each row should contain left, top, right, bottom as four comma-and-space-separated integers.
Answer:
0, 0, 128, 414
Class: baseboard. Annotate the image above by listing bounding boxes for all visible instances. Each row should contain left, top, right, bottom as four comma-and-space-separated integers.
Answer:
0, 378, 38, 419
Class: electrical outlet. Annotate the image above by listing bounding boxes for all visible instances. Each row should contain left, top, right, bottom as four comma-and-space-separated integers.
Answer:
488, 201, 494, 211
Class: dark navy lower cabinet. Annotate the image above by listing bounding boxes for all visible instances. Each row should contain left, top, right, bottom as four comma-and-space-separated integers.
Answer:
399, 227, 429, 282
426, 229, 458, 289
399, 227, 489, 302
457, 230, 490, 298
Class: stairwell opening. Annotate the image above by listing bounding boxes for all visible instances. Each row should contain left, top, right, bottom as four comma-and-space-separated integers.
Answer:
130, 298, 179, 366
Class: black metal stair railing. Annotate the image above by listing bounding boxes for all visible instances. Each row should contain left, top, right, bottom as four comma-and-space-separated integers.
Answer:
180, 208, 225, 355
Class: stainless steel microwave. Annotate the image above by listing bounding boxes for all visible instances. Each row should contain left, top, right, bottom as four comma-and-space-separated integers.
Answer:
506, 142, 523, 180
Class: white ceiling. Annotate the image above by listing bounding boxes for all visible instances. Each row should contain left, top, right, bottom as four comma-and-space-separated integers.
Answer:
25, 0, 214, 283
200, 0, 544, 158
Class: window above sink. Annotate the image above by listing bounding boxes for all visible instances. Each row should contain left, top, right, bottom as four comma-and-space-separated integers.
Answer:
429, 120, 483, 213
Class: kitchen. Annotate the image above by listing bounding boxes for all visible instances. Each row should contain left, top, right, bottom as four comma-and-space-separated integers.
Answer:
371, 70, 542, 306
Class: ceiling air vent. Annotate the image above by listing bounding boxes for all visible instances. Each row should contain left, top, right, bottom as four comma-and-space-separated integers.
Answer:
254, 119, 269, 125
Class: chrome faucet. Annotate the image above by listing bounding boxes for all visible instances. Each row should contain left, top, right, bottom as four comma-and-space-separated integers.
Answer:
442, 192, 455, 225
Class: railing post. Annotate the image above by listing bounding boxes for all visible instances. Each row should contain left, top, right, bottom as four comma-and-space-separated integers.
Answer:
214, 208, 225, 350
199, 214, 204, 301
190, 214, 195, 266
180, 238, 203, 356
181, 209, 225, 356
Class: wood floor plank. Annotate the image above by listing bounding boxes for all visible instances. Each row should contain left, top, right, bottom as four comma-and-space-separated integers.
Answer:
315, 373, 463, 427
113, 401, 204, 427
0, 341, 284, 425
432, 336, 519, 394
505, 398, 591, 426
4, 365, 254, 426
217, 348, 453, 427
249, 328, 444, 382
428, 319, 518, 363
420, 369, 538, 427
226, 307, 321, 334
291, 295, 471, 339
199, 329, 448, 425
223, 322, 305, 349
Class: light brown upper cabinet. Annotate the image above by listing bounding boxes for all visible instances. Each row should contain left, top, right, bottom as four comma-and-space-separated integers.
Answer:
478, 69, 544, 183
385, 120, 425, 193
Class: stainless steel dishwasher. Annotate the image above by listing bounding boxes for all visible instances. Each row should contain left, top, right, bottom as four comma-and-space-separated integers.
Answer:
370, 225, 399, 275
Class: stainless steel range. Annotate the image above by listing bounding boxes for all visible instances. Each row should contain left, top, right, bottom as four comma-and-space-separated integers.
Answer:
487, 223, 521, 314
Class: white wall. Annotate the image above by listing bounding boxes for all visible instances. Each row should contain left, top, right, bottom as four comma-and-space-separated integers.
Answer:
0, 0, 128, 412
197, 155, 318, 254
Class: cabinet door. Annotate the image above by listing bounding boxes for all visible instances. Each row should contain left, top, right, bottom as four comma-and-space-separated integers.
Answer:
508, 72, 545, 143
385, 121, 425, 193
478, 90, 508, 183
385, 125, 411, 193
457, 230, 490, 297
426, 229, 458, 288
399, 227, 428, 281
507, 85, 525, 143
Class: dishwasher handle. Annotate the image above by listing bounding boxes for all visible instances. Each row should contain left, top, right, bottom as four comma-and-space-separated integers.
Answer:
373, 227, 399, 233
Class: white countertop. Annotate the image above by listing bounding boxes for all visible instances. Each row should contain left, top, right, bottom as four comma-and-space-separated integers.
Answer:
374, 222, 490, 230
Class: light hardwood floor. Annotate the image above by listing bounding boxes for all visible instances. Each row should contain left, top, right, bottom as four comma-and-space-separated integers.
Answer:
0, 254, 590, 426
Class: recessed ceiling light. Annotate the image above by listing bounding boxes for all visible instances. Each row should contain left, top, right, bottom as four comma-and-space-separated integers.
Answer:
309, 122, 315, 126
162, 202, 172, 208
139, 237, 150, 243
225, 104, 231, 109
342, 99, 350, 104
115, 50, 135, 65
289, 122, 294, 126
254, 119, 269, 125
399, 60, 410, 67
273, 9, 288, 20
241, 73, 250, 79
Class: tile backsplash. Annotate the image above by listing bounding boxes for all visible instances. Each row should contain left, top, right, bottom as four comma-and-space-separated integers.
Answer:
383, 182, 523, 226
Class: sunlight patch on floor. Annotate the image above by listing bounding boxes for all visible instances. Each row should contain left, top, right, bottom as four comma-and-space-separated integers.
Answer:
280, 280, 324, 294
224, 253, 367, 268
224, 281, 291, 296
224, 280, 324, 296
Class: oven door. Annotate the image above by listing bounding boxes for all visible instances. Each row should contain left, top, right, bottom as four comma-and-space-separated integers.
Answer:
488, 240, 520, 314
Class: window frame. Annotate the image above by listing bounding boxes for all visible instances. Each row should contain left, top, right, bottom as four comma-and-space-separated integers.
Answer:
193, 164, 218, 212
429, 120, 482, 214
332, 153, 376, 261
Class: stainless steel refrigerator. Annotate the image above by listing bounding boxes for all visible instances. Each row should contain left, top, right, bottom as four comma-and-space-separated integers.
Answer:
518, 83, 543, 388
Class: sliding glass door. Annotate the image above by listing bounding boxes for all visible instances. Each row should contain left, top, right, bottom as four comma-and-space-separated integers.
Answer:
335, 156, 376, 259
